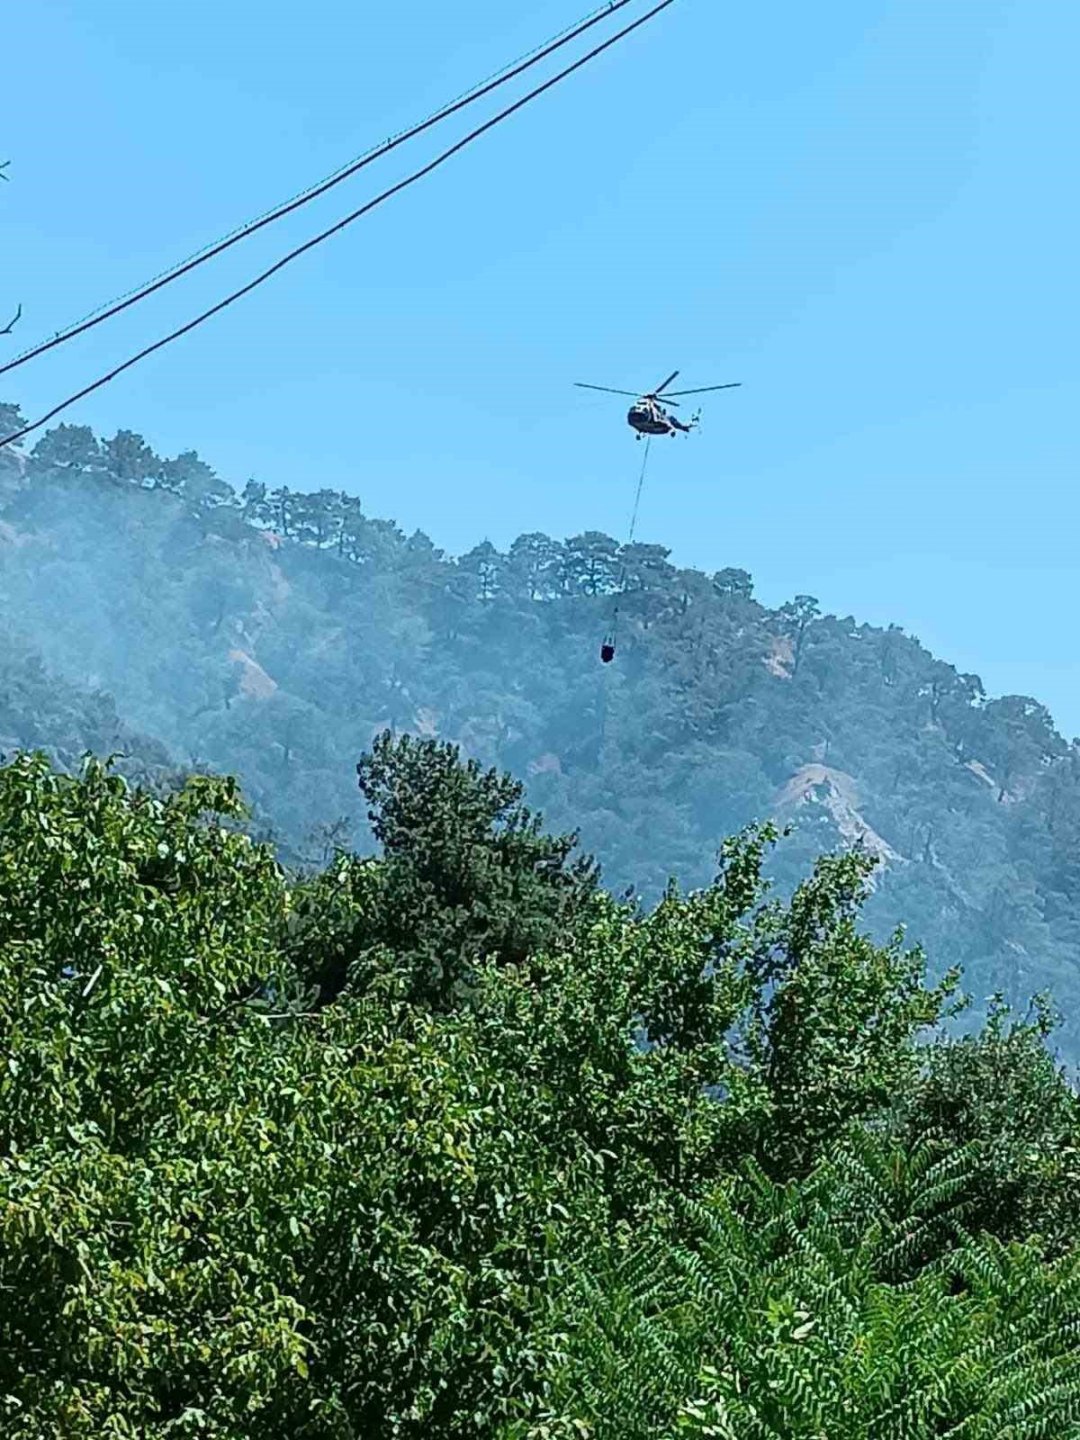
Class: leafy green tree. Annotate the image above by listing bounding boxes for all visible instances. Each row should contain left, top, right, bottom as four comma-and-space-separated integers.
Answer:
1030, 742, 1080, 907
291, 488, 343, 549
777, 593, 821, 675
241, 476, 270, 523
0, 752, 603, 1437
562, 531, 620, 597
0, 756, 311, 1436
982, 694, 1067, 801
672, 1142, 1080, 1440
712, 566, 753, 599
744, 850, 960, 1176
458, 540, 502, 603
521, 1131, 1080, 1439
343, 513, 406, 569
102, 429, 159, 485
29, 423, 102, 472
506, 532, 563, 600
895, 994, 1080, 1251
0, 400, 25, 436
620, 542, 674, 592
269, 484, 294, 535
336, 493, 367, 559
158, 449, 234, 508
470, 831, 778, 1222
350, 730, 600, 1007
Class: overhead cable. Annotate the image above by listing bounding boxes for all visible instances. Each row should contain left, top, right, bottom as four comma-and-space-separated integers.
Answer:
0, 1, 642, 380
1, 0, 677, 449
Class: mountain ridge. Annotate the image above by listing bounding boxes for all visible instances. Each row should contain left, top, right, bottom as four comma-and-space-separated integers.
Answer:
2, 402, 1078, 1056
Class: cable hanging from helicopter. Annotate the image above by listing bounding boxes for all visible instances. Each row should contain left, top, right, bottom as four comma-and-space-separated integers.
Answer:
601, 432, 653, 663
574, 370, 741, 662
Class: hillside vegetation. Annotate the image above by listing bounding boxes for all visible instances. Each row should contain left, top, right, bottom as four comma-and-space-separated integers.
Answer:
2, 400, 1079, 1056
1, 737, 1079, 1436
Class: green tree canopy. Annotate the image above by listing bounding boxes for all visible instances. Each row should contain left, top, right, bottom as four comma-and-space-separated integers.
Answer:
351, 730, 600, 1007
1, 745, 1078, 1437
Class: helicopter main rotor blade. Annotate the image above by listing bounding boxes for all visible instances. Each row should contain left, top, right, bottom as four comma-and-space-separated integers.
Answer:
574, 382, 641, 397
664, 383, 742, 396
654, 370, 680, 395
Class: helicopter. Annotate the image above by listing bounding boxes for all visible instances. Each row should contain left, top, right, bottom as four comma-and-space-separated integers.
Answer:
575, 370, 741, 438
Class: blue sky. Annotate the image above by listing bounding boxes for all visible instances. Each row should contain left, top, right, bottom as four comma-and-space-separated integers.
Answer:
4, 1, 1078, 735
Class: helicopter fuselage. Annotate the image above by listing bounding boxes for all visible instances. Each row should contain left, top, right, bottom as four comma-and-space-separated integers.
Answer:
575, 370, 735, 436
627, 399, 691, 436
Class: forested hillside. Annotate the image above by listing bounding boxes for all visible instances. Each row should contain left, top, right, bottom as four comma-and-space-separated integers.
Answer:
2, 400, 1079, 1055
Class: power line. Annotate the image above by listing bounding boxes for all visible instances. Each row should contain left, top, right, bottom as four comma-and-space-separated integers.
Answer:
0, 1, 641, 380
1, 0, 677, 450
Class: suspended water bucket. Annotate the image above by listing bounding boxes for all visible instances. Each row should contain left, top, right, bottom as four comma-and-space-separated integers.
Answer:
600, 636, 616, 664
